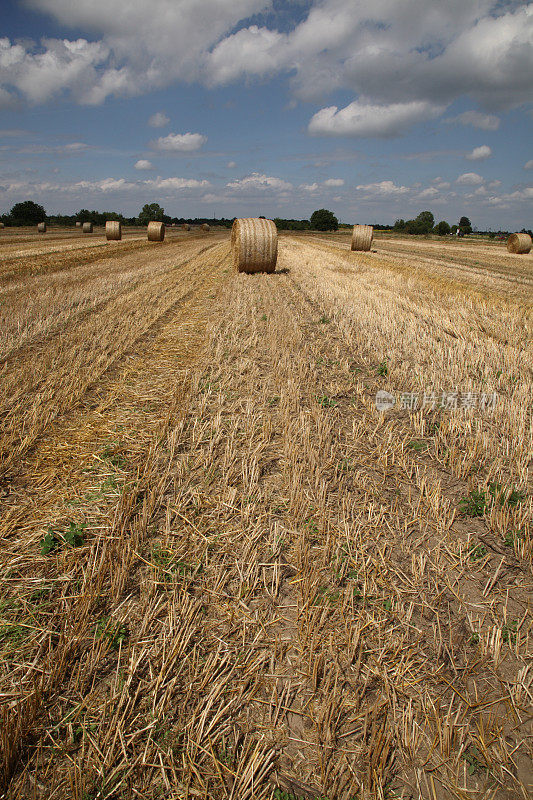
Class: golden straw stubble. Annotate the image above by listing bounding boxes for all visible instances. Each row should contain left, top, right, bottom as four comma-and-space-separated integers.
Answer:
231, 217, 278, 273
105, 220, 122, 241
147, 221, 165, 242
506, 232, 532, 254
351, 224, 373, 252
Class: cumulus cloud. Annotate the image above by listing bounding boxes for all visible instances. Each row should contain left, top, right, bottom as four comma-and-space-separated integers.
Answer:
74, 177, 136, 192
300, 182, 319, 192
151, 132, 207, 152
445, 110, 500, 130
309, 100, 444, 138
1, 0, 530, 117
456, 172, 484, 185
323, 178, 344, 187
524, 160, 533, 169
134, 159, 153, 169
143, 176, 210, 190
466, 145, 492, 161
227, 172, 293, 192
356, 180, 410, 196
227, 161, 237, 168
148, 111, 169, 127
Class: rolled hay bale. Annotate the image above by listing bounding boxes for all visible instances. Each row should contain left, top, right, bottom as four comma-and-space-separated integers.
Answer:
507, 232, 532, 254
182, 223, 191, 231
76, 221, 82, 228
201, 223, 210, 231
0, 222, 4, 229
351, 224, 373, 252
37, 222, 47, 233
231, 217, 278, 274
147, 221, 165, 242
105, 220, 122, 241
82, 222, 93, 233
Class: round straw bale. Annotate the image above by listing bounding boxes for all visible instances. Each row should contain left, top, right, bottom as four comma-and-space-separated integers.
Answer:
37, 222, 47, 233
82, 222, 93, 233
506, 232, 532, 254
182, 223, 191, 231
147, 221, 165, 241
105, 220, 122, 241
231, 217, 278, 274
351, 224, 373, 252
201, 223, 210, 231
0, 222, 4, 229
76, 221, 82, 227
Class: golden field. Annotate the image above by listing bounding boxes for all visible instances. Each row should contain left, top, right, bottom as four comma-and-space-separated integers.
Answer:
0, 227, 531, 800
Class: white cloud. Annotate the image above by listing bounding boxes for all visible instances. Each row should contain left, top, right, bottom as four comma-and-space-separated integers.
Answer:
416, 187, 439, 199
151, 132, 207, 152
323, 178, 344, 187
227, 172, 293, 192
300, 182, 319, 193
432, 177, 451, 189
134, 159, 153, 170
488, 179, 501, 188
466, 145, 491, 161
74, 177, 136, 192
445, 110, 500, 130
456, 172, 484, 185
148, 111, 169, 127
356, 180, 410, 196
227, 161, 237, 168
143, 176, 210, 190
309, 100, 444, 139
524, 160, 533, 169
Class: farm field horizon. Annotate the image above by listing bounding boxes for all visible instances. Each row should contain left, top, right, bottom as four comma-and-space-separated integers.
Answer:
0, 229, 532, 799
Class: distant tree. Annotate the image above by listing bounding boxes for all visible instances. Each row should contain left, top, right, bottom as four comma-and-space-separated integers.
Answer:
393, 218, 406, 231
459, 215, 472, 234
138, 203, 165, 224
310, 208, 338, 231
10, 200, 46, 226
415, 210, 434, 233
435, 220, 451, 236
451, 224, 458, 234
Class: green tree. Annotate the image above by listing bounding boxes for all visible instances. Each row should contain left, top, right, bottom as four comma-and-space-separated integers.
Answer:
459, 215, 472, 234
415, 210, 434, 233
9, 200, 46, 226
310, 208, 338, 231
393, 218, 406, 231
435, 220, 451, 236
138, 203, 165, 224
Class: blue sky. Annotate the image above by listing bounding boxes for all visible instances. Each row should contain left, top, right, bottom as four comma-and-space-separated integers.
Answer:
0, 0, 532, 228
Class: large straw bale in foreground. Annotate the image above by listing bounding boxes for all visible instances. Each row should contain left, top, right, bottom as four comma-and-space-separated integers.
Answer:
201, 223, 210, 231
147, 221, 165, 241
507, 232, 532, 254
82, 222, 93, 233
105, 221, 122, 241
37, 222, 46, 233
231, 218, 278, 273
351, 224, 373, 252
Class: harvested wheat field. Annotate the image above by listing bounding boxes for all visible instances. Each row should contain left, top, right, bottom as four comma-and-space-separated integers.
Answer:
0, 230, 531, 800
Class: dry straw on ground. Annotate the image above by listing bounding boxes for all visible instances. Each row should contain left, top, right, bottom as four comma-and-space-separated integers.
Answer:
231, 217, 278, 273
351, 224, 373, 251
147, 221, 165, 241
507, 232, 532, 254
105, 221, 122, 241
37, 222, 46, 233
82, 222, 93, 234
201, 223, 210, 231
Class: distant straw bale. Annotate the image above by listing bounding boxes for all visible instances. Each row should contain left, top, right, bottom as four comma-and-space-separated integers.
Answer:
182, 223, 191, 231
506, 233, 532, 254
351, 224, 373, 252
82, 222, 93, 233
231, 217, 278, 273
76, 221, 82, 227
147, 221, 165, 241
37, 222, 46, 233
106, 221, 122, 241
201, 223, 210, 231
